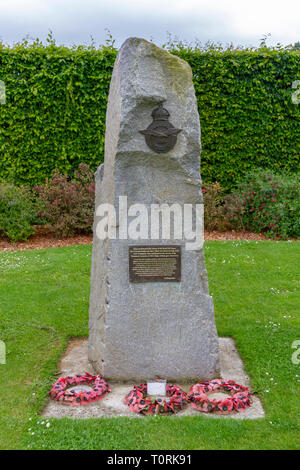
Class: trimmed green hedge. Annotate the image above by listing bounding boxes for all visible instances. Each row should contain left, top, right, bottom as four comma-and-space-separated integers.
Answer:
0, 40, 117, 186
0, 40, 299, 190
173, 46, 300, 189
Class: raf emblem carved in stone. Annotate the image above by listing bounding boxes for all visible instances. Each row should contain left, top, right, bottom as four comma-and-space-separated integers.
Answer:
139, 103, 182, 153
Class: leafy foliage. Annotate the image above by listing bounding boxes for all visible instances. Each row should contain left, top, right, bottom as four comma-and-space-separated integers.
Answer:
203, 182, 224, 230
0, 37, 117, 186
171, 44, 300, 190
238, 169, 300, 238
35, 163, 95, 237
203, 182, 244, 231
0, 37, 299, 190
0, 182, 37, 241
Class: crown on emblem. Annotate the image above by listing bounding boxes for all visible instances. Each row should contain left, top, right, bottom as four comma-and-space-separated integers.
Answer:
151, 103, 170, 120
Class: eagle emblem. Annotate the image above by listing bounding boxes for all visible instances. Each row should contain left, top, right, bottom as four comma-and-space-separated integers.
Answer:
139, 103, 182, 153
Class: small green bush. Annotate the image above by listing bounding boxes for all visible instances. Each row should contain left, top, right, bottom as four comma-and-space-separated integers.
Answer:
238, 170, 300, 238
0, 183, 37, 242
35, 163, 95, 237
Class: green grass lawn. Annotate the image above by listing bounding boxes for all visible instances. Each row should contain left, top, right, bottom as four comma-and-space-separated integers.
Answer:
0, 241, 299, 450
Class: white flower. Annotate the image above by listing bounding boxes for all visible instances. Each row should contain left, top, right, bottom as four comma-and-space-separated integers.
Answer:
46, 422, 50, 428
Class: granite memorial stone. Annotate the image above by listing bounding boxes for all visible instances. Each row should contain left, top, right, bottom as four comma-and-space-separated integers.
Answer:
88, 37, 220, 381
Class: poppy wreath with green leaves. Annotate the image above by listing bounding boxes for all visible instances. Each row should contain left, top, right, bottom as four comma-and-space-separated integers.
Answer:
188, 379, 252, 414
50, 372, 111, 405
124, 383, 189, 415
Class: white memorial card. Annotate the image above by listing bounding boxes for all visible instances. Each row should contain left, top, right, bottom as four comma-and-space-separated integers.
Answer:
147, 380, 167, 396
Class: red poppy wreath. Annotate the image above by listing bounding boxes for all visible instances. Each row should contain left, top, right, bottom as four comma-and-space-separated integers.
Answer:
188, 379, 252, 414
124, 383, 188, 415
50, 372, 111, 405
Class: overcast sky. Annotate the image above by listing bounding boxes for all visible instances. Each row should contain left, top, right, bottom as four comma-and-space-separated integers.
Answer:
0, 0, 299, 48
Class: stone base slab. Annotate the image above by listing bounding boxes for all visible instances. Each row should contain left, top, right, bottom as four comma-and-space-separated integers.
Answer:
42, 337, 264, 419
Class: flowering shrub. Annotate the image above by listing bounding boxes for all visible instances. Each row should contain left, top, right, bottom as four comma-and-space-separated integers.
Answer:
238, 170, 300, 238
0, 183, 38, 242
35, 163, 95, 237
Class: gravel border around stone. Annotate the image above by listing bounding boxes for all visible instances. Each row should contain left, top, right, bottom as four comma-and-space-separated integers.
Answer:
2, 230, 296, 253
42, 337, 264, 419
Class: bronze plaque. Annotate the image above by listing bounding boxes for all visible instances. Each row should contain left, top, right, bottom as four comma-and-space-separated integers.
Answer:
129, 245, 181, 282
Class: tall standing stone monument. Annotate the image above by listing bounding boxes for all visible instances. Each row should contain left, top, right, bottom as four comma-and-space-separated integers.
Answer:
88, 38, 220, 381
